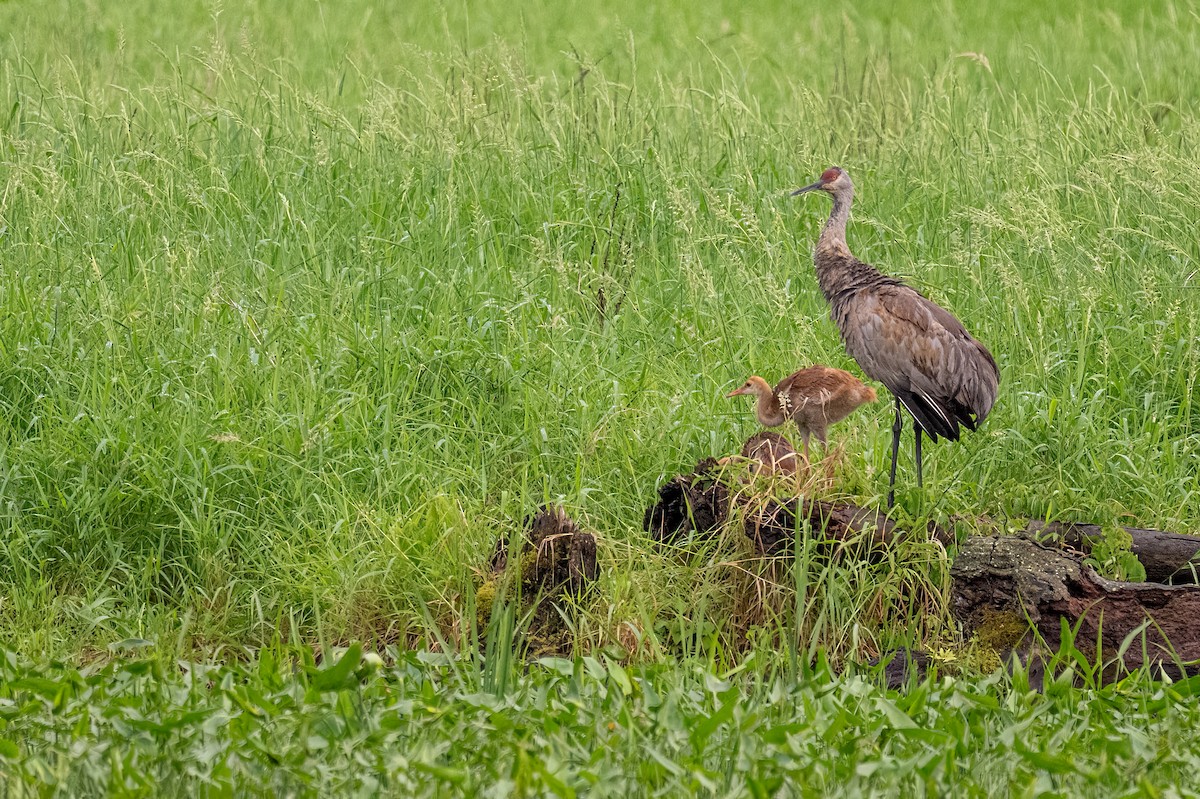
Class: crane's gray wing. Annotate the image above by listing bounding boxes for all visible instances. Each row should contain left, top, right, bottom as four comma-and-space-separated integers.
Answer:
838, 285, 999, 441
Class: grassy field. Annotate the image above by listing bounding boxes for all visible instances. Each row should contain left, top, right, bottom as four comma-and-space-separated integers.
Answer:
2, 0, 1200, 792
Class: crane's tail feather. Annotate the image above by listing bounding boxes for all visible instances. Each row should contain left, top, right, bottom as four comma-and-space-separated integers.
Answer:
895, 390, 981, 443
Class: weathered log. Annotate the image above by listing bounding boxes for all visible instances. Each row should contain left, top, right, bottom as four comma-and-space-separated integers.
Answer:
951, 535, 1200, 679
742, 497, 1200, 584
1023, 520, 1200, 585
642, 437, 1200, 580
744, 497, 900, 555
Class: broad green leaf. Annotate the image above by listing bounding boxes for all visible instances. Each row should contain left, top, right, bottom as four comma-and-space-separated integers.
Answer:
311, 643, 363, 692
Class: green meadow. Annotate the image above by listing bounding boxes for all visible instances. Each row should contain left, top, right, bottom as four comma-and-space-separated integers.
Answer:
2, 0, 1200, 793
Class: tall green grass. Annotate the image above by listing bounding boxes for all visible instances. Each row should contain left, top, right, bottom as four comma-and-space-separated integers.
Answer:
1, 0, 1199, 660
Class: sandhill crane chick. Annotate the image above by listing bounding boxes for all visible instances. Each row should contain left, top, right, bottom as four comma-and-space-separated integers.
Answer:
739, 430, 801, 477
727, 365, 877, 459
792, 166, 999, 508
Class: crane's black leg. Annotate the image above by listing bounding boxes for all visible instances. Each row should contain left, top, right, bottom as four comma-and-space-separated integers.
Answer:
888, 399, 903, 509
915, 427, 923, 489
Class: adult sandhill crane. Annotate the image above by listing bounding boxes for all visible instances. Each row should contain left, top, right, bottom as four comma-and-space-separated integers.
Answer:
727, 365, 877, 460
791, 167, 999, 508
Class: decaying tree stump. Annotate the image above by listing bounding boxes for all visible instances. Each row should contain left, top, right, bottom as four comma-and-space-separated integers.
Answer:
478, 506, 599, 656
951, 535, 1200, 679
537, 506, 599, 594
642, 458, 730, 545
490, 505, 599, 595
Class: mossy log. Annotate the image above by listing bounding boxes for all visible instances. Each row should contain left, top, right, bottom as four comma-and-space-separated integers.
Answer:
951, 535, 1200, 679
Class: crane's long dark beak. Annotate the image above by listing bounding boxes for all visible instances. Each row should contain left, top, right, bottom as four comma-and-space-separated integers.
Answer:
790, 181, 822, 196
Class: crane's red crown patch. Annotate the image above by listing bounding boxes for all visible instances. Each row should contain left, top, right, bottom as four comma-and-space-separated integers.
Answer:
820, 167, 843, 183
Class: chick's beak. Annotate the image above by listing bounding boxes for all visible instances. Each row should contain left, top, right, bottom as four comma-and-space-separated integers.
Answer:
790, 180, 823, 196
726, 387, 748, 398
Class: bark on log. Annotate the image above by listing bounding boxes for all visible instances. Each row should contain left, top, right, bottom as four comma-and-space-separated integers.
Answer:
951, 535, 1200, 679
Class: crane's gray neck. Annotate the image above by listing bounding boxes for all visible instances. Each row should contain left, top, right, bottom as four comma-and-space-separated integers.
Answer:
811, 184, 890, 302
818, 186, 854, 259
